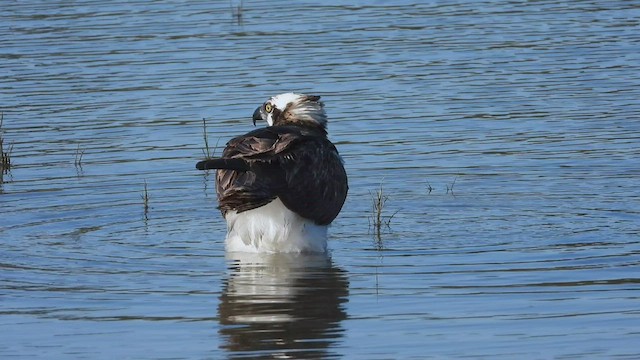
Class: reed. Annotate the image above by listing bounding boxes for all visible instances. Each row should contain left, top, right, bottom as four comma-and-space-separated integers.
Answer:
230, 0, 243, 24
426, 180, 433, 194
369, 180, 398, 245
446, 176, 457, 196
142, 180, 150, 217
202, 118, 212, 159
201, 117, 222, 161
1, 112, 13, 178
74, 144, 85, 168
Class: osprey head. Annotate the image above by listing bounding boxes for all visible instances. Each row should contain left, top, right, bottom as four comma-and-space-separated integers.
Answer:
252, 93, 327, 128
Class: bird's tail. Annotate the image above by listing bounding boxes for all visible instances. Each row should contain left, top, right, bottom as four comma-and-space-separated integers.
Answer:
195, 158, 249, 171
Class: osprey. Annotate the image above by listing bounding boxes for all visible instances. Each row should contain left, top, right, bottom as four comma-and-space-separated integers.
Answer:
196, 93, 348, 253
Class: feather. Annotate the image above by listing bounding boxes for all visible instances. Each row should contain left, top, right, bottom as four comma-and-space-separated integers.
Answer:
196, 93, 348, 253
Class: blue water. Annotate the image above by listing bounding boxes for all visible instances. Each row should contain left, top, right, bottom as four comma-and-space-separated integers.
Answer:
1, 1, 639, 358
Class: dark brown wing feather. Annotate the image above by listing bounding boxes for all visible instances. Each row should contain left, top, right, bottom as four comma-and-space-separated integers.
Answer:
277, 139, 348, 225
215, 126, 348, 225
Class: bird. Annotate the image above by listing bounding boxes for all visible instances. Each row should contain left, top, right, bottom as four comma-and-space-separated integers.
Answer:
196, 93, 348, 253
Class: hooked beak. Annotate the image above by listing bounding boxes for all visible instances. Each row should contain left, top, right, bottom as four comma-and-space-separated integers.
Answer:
252, 106, 263, 126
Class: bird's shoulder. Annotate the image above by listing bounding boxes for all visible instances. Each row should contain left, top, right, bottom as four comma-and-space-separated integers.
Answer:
223, 125, 325, 159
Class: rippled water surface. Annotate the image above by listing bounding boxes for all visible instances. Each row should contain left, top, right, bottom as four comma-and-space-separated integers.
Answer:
2, 1, 639, 359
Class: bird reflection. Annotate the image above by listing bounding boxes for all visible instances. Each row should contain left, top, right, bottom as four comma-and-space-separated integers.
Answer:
218, 252, 349, 359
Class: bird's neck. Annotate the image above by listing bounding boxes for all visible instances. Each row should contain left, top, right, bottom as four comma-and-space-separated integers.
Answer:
276, 120, 327, 135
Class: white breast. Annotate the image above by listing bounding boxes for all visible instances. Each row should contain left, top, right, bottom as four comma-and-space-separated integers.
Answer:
224, 197, 328, 253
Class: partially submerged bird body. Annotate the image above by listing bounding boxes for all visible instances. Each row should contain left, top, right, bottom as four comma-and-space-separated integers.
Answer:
196, 93, 348, 253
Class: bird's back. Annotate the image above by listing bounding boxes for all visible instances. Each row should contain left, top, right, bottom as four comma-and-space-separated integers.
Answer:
196, 93, 348, 253
216, 126, 347, 223
216, 125, 347, 253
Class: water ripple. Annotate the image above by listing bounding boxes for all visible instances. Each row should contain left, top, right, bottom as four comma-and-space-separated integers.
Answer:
1, 0, 639, 359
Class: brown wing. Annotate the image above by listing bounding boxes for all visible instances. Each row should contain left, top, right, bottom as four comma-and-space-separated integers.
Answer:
222, 127, 301, 160
215, 126, 348, 225
215, 127, 292, 214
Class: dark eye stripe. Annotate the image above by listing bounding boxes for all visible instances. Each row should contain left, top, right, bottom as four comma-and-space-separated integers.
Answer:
271, 108, 282, 122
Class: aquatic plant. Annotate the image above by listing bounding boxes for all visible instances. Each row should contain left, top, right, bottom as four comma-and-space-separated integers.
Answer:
142, 180, 150, 218
200, 117, 222, 162
369, 180, 398, 246
74, 144, 85, 169
202, 118, 212, 159
230, 0, 243, 24
446, 176, 457, 196
1, 113, 13, 178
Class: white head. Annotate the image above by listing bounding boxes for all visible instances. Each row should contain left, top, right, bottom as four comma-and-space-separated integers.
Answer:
252, 92, 328, 128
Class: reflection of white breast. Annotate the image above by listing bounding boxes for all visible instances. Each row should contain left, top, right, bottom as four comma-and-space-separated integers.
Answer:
223, 253, 332, 324
218, 252, 348, 355
226, 269, 297, 324
224, 197, 328, 253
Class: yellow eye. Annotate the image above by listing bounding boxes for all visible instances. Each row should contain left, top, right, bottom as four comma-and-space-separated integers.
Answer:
264, 103, 273, 113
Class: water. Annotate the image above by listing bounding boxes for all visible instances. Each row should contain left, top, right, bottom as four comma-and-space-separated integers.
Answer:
1, 0, 639, 358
